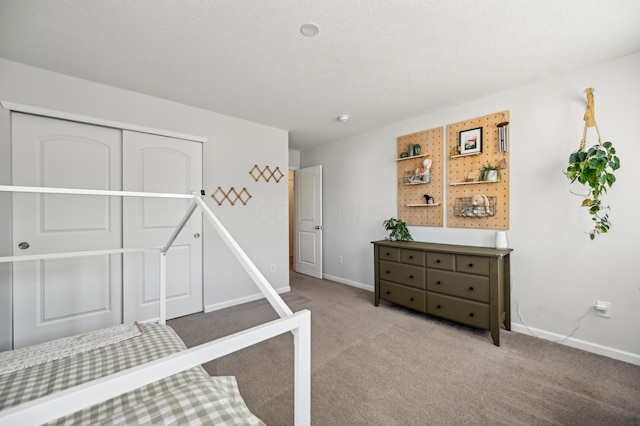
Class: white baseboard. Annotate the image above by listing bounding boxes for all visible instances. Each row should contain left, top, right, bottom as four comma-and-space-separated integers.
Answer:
322, 274, 374, 292
204, 286, 291, 313
511, 323, 640, 366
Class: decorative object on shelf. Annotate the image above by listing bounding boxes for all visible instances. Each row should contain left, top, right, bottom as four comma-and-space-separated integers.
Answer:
454, 194, 496, 217
211, 186, 253, 206
412, 144, 421, 156
424, 194, 434, 205
465, 170, 480, 182
494, 231, 508, 249
400, 151, 409, 158
459, 127, 483, 155
403, 158, 432, 184
481, 163, 501, 182
421, 158, 432, 182
564, 88, 621, 240
382, 217, 413, 241
249, 164, 285, 183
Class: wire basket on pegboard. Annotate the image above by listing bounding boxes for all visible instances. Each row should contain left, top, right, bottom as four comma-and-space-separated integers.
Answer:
453, 195, 497, 217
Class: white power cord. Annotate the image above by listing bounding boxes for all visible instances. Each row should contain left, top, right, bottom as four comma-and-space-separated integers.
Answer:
515, 302, 594, 343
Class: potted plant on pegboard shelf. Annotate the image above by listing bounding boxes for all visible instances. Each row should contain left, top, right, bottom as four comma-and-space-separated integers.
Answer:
481, 163, 501, 182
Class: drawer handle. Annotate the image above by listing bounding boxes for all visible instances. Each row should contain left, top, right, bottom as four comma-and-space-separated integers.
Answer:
386, 252, 390, 256
409, 255, 414, 259
436, 281, 441, 285
410, 297, 414, 301
436, 304, 441, 309
468, 286, 474, 291
409, 275, 414, 279
386, 270, 390, 274
436, 259, 441, 263
469, 312, 475, 317
386, 290, 391, 294
468, 263, 474, 268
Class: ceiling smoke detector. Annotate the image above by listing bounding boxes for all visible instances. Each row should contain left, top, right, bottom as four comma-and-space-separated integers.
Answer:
300, 23, 319, 37
337, 114, 350, 123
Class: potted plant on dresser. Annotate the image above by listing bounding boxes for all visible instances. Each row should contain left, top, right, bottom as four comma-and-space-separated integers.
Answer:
382, 217, 413, 241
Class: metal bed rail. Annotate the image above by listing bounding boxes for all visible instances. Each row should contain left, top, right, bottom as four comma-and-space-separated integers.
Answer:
0, 185, 310, 425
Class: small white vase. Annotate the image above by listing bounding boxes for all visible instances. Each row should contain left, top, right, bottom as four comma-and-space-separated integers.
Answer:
495, 231, 508, 249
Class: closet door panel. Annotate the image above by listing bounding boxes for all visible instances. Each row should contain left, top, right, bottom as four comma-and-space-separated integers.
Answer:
122, 130, 203, 322
11, 113, 122, 348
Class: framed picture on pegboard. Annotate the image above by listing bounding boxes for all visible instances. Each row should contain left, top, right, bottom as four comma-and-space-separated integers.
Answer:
459, 127, 483, 155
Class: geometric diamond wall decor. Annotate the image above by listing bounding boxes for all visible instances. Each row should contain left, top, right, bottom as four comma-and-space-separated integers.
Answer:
211, 186, 253, 206
249, 164, 284, 183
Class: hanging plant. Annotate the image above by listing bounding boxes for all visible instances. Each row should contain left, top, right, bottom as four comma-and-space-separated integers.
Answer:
382, 217, 413, 242
566, 142, 620, 239
565, 88, 621, 240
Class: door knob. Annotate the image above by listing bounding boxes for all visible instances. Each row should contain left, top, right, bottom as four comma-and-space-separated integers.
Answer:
194, 233, 200, 239
18, 242, 30, 250
314, 225, 323, 230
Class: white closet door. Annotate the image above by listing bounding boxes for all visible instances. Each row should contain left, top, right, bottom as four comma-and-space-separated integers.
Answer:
122, 131, 203, 322
11, 113, 122, 348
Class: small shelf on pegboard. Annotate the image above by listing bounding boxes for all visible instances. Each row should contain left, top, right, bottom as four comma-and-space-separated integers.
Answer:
450, 179, 501, 186
453, 196, 497, 218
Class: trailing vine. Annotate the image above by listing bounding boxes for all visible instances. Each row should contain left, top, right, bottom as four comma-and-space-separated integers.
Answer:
565, 141, 620, 239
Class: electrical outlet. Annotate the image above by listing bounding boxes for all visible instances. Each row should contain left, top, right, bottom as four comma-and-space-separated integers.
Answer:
595, 300, 611, 318
337, 256, 343, 264
270, 264, 276, 272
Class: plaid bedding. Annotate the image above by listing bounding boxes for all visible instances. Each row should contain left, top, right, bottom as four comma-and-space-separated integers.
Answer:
0, 324, 265, 425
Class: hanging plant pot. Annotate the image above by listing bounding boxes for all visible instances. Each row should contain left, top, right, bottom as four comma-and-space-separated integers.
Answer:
565, 88, 621, 240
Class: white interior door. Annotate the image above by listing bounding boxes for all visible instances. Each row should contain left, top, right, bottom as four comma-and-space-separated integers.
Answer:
294, 165, 323, 279
11, 113, 122, 348
122, 131, 203, 322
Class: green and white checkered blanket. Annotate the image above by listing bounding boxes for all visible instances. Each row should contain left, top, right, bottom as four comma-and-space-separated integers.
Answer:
0, 324, 265, 425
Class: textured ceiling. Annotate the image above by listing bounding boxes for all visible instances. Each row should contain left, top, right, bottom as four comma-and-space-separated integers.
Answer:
1, 0, 639, 150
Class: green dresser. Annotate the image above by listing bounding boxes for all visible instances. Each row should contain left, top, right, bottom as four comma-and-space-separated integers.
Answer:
373, 240, 512, 345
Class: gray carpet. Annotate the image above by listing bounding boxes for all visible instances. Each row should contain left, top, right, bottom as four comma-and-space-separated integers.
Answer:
169, 272, 640, 425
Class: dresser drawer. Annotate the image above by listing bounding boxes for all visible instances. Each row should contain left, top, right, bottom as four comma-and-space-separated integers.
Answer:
426, 293, 489, 329
379, 260, 426, 289
378, 246, 401, 262
380, 281, 426, 312
456, 255, 489, 276
426, 252, 454, 271
401, 249, 425, 266
427, 270, 490, 303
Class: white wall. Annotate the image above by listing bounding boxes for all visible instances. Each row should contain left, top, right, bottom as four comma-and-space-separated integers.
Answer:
301, 52, 640, 365
289, 149, 300, 169
0, 59, 290, 349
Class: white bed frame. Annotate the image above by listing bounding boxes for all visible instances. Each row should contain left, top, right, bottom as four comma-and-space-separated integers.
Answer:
0, 185, 311, 425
